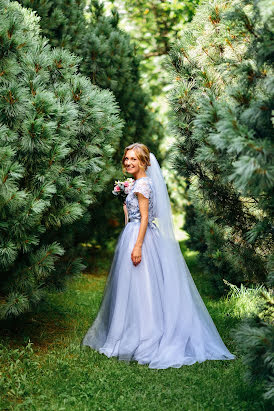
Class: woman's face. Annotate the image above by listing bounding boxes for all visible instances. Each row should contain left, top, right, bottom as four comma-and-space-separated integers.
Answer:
124, 149, 143, 175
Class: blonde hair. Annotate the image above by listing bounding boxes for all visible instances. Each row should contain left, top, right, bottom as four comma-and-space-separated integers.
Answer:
122, 143, 151, 174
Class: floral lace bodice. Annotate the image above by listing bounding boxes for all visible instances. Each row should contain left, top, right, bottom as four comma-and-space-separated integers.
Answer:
126, 177, 156, 225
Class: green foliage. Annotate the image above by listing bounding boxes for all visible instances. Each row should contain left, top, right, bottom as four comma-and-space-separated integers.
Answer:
80, 2, 164, 242
82, 3, 161, 149
111, 0, 200, 58
225, 279, 266, 317
168, 0, 274, 290
18, 0, 86, 53
232, 281, 274, 403
225, 277, 274, 403
109, 0, 202, 133
19, 0, 163, 158
0, 0, 123, 318
21, 0, 158, 146
168, 1, 274, 402
20, 0, 163, 243
0, 246, 267, 410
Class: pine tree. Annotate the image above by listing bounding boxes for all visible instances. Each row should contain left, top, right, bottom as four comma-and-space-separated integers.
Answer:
18, 0, 86, 53
0, 0, 123, 318
234, 267, 274, 404
168, 0, 273, 291
20, 0, 163, 244
81, 2, 164, 242
168, 0, 273, 402
19, 0, 162, 162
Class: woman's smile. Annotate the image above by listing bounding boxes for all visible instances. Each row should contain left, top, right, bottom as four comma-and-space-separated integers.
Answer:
123, 149, 147, 180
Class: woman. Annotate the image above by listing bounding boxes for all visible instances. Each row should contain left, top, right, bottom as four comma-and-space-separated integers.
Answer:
82, 143, 235, 368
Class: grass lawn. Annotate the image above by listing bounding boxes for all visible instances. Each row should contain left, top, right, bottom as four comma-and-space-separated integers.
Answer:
0, 242, 266, 410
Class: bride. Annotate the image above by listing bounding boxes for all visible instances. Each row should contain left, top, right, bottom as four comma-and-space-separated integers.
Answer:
82, 142, 235, 369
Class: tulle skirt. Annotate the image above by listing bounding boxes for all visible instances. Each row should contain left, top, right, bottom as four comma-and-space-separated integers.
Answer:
82, 221, 235, 369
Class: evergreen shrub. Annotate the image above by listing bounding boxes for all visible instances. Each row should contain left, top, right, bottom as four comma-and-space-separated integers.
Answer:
233, 270, 274, 404
0, 0, 123, 318
168, 0, 273, 291
20, 0, 164, 244
168, 0, 274, 402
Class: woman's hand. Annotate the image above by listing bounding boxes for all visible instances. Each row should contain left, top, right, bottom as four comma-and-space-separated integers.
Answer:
131, 245, 142, 266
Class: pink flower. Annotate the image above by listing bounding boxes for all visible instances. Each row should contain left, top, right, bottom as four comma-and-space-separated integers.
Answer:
114, 185, 121, 192
124, 181, 129, 187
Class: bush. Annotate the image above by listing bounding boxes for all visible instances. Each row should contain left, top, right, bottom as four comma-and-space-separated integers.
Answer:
20, 0, 164, 244
0, 0, 123, 318
232, 272, 274, 404
168, 0, 273, 291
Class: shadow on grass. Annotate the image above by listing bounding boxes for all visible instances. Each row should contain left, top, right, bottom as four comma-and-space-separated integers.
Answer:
179, 239, 221, 299
0, 300, 74, 350
81, 245, 113, 276
0, 244, 113, 349
0, 274, 106, 353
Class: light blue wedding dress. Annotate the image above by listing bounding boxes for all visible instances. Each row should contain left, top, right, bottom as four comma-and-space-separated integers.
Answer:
82, 154, 235, 369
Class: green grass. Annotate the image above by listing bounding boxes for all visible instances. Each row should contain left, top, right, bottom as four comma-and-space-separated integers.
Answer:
0, 244, 266, 411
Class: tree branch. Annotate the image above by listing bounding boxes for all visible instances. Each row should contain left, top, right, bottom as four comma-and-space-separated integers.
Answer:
143, 49, 167, 59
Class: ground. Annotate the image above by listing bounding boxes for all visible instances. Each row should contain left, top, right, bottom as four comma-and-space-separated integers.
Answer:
0, 241, 266, 410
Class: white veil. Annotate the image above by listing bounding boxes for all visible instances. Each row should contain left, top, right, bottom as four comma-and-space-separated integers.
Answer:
146, 152, 177, 240
145, 152, 235, 367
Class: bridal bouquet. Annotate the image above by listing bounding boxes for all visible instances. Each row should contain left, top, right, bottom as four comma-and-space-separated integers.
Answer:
112, 178, 135, 203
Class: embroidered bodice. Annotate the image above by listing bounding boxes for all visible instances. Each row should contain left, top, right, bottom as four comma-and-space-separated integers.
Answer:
126, 177, 156, 225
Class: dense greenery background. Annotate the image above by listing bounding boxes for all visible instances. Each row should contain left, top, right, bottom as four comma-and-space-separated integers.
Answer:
0, 0, 273, 407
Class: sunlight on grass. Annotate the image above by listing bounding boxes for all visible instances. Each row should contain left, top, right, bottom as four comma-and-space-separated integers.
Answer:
224, 280, 266, 319
173, 212, 189, 242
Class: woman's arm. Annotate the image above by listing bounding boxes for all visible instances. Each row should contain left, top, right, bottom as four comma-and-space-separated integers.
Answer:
123, 202, 128, 225
131, 193, 149, 266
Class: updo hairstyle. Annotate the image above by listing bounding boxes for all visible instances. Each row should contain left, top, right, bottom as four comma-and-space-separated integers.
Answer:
122, 143, 151, 174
